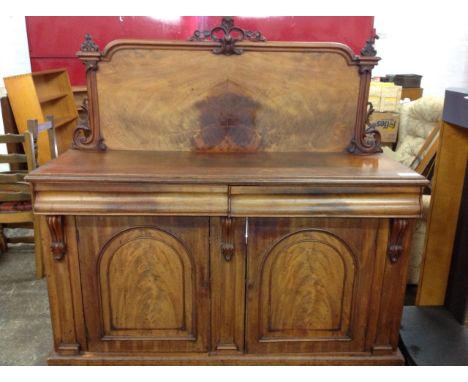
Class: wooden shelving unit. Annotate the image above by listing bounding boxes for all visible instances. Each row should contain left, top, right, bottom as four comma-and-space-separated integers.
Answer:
4, 69, 78, 165
38, 92, 68, 104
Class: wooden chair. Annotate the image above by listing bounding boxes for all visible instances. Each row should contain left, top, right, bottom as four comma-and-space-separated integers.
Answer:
0, 129, 42, 277
0, 96, 26, 172
27, 116, 58, 161
0, 116, 57, 279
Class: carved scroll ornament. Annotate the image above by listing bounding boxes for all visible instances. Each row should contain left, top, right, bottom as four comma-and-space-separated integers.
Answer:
73, 124, 107, 151
74, 33, 107, 152
346, 29, 382, 155
347, 101, 383, 155
189, 17, 266, 55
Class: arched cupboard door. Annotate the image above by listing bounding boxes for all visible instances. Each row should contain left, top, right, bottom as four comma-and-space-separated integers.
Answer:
76, 216, 210, 353
246, 218, 380, 353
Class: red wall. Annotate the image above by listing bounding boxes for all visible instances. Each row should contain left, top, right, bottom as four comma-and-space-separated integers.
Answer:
26, 16, 374, 86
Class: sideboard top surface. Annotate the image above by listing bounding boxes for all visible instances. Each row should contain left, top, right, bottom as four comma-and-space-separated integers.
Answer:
27, 149, 427, 186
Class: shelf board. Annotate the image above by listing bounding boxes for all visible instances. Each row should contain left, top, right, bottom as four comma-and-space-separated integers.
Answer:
32, 68, 66, 77
39, 92, 68, 104
55, 115, 77, 129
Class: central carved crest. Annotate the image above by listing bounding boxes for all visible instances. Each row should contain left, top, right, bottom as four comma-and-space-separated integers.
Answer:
189, 16, 266, 55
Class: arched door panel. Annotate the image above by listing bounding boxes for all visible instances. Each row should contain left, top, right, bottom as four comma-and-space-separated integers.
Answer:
77, 216, 209, 353
246, 218, 378, 354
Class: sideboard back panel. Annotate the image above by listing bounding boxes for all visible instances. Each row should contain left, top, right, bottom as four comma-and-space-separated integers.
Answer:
96, 48, 360, 152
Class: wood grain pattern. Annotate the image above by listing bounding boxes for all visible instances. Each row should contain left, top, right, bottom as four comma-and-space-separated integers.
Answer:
95, 48, 360, 152
28, 150, 428, 187
99, 228, 192, 337
27, 33, 424, 365
263, 231, 355, 334
372, 219, 413, 354
72, 38, 381, 154
34, 191, 228, 216
231, 193, 422, 218
246, 218, 378, 354
28, 150, 426, 218
210, 217, 246, 352
417, 122, 468, 305
194, 90, 261, 152
47, 350, 405, 365
76, 216, 210, 353
4, 70, 78, 164
32, 189, 422, 218
39, 215, 85, 354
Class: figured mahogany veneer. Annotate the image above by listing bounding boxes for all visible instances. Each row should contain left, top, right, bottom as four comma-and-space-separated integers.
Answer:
29, 150, 425, 184
74, 29, 381, 155
29, 150, 424, 218
27, 19, 426, 365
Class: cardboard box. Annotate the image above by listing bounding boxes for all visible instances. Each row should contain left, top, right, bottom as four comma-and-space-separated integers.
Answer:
369, 84, 383, 111
369, 111, 400, 143
369, 82, 402, 112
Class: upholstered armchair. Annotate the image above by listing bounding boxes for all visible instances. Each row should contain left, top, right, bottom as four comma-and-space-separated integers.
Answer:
382, 96, 444, 284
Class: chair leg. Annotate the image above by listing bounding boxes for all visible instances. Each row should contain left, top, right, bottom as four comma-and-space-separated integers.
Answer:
33, 216, 44, 279
0, 224, 7, 253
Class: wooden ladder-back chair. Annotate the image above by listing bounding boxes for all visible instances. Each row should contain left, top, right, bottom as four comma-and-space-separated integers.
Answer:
0, 116, 57, 279
28, 116, 58, 161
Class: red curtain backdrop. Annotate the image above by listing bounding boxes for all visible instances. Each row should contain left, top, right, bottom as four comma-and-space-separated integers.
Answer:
26, 16, 374, 86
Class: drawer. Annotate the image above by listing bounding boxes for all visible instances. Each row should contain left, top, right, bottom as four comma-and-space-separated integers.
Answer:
230, 186, 422, 218
34, 184, 228, 216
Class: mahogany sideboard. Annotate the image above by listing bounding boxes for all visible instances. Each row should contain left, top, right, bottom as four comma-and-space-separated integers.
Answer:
26, 19, 427, 365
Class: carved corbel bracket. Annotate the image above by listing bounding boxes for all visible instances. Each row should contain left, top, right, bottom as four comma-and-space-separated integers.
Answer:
189, 17, 266, 55
46, 216, 67, 261
221, 217, 234, 261
388, 219, 409, 264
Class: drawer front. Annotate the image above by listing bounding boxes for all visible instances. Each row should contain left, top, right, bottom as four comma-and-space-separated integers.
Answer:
245, 217, 384, 353
76, 216, 210, 353
230, 186, 422, 218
